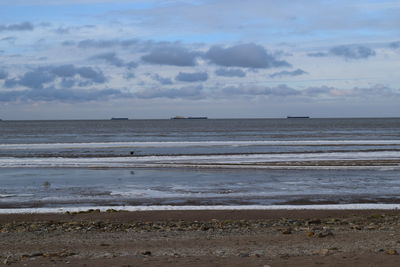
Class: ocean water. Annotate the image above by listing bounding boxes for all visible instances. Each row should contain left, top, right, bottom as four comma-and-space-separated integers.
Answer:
0, 118, 400, 211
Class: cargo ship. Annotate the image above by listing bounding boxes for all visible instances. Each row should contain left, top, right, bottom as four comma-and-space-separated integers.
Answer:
111, 118, 129, 120
287, 116, 310, 119
171, 116, 208, 120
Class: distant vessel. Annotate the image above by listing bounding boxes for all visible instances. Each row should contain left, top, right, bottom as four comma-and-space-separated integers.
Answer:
171, 116, 208, 120
287, 116, 310, 119
111, 118, 129, 120
171, 116, 187, 120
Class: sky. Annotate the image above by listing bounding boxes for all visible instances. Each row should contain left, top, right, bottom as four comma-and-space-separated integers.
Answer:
0, 0, 399, 119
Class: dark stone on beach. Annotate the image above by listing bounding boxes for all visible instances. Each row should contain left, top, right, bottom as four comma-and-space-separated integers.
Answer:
200, 224, 210, 231
318, 248, 334, 256
317, 230, 334, 238
3, 256, 11, 265
307, 219, 322, 225
141, 250, 152, 256
106, 209, 118, 213
386, 249, 398, 255
280, 253, 290, 259
42, 181, 51, 187
26, 252, 44, 258
368, 214, 384, 219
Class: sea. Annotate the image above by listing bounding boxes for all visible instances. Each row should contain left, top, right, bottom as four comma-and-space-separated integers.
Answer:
1, 118, 400, 213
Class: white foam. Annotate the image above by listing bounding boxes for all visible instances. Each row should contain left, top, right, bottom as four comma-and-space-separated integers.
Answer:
0, 150, 399, 168
0, 194, 15, 198
1, 140, 400, 150
1, 204, 399, 214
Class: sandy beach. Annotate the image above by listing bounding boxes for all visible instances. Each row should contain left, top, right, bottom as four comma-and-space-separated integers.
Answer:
1, 209, 400, 266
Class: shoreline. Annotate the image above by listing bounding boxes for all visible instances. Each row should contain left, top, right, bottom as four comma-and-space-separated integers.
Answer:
1, 203, 400, 214
2, 159, 400, 169
1, 208, 400, 221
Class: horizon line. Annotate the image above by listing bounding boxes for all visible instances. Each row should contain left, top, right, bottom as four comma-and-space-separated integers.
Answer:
1, 116, 400, 121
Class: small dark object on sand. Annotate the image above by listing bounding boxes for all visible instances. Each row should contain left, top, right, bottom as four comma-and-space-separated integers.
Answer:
130, 151, 135, 155
141, 251, 152, 256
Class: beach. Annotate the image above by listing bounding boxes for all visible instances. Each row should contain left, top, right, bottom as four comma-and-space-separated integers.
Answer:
1, 209, 400, 266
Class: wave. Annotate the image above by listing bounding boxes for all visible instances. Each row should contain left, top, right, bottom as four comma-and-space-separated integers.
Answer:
1, 204, 400, 214
0, 151, 399, 168
1, 140, 400, 150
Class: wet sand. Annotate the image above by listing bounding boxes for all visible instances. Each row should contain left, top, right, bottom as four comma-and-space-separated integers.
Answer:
1, 209, 400, 266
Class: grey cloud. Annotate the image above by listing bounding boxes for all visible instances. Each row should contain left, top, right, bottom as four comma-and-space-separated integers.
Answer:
305, 85, 399, 98
352, 84, 399, 97
0, 22, 34, 32
389, 41, 400, 49
39, 22, 52, 27
76, 39, 182, 52
304, 86, 335, 96
222, 84, 300, 97
126, 61, 138, 69
61, 40, 75, 46
175, 72, 208, 82
0, 36, 17, 42
89, 52, 138, 69
269, 69, 308, 78
136, 85, 203, 99
0, 69, 8, 80
303, 85, 399, 98
307, 52, 328, 57
152, 74, 173, 85
4, 65, 106, 89
219, 84, 400, 99
77, 39, 139, 49
268, 85, 301, 96
309, 45, 376, 59
4, 78, 18, 88
124, 73, 135, 80
54, 25, 96, 35
60, 78, 75, 88
89, 52, 124, 67
78, 39, 122, 49
54, 27, 70, 34
0, 87, 126, 103
330, 45, 376, 59
142, 46, 199, 66
50, 65, 77, 78
222, 84, 398, 98
205, 43, 291, 69
74, 66, 106, 83
49, 65, 106, 83
215, 68, 246, 77
18, 70, 55, 89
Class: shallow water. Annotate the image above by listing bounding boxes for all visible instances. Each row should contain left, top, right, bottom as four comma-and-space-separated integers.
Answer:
1, 168, 400, 208
1, 118, 399, 210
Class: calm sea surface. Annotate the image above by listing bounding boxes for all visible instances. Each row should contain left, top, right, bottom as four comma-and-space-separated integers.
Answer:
0, 118, 400, 209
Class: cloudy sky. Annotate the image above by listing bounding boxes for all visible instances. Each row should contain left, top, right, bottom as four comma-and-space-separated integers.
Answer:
0, 0, 399, 119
